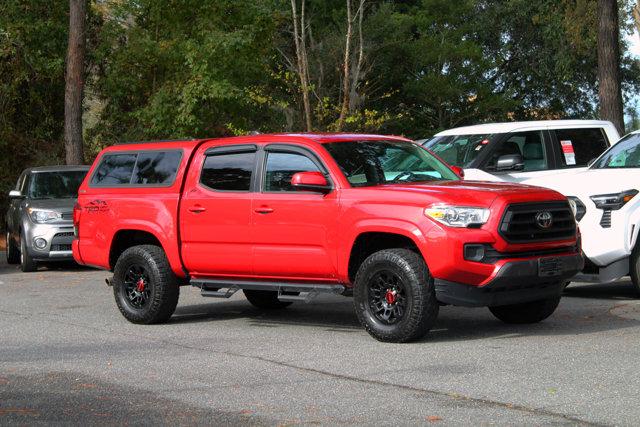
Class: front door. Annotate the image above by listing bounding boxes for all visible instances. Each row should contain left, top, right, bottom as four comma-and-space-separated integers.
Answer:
180, 144, 257, 277
252, 145, 340, 281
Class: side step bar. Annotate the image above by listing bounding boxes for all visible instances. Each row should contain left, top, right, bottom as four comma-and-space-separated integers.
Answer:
191, 278, 346, 304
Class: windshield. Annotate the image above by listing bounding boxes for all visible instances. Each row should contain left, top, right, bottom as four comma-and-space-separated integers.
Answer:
28, 170, 87, 199
423, 134, 493, 167
592, 133, 640, 169
324, 140, 459, 187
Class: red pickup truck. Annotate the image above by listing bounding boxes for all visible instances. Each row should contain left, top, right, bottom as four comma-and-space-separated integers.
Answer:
73, 134, 583, 342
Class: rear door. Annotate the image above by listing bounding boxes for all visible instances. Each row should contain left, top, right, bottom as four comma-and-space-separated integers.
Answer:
179, 144, 257, 277
548, 127, 609, 170
251, 144, 340, 280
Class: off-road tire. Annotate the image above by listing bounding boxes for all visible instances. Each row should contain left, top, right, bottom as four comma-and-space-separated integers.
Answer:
19, 232, 37, 272
243, 289, 293, 309
6, 229, 19, 264
113, 245, 179, 324
489, 296, 561, 324
353, 248, 439, 343
629, 244, 640, 296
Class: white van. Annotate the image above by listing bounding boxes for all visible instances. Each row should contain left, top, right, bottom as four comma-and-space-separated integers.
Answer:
421, 120, 620, 183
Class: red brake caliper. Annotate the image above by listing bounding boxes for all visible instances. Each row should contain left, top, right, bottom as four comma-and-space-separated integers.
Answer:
136, 278, 145, 292
385, 290, 396, 305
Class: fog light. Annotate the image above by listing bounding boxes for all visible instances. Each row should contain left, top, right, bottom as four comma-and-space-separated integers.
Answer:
463, 244, 485, 262
34, 238, 47, 250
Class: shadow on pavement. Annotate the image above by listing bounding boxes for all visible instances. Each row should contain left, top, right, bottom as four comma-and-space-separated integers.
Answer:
563, 280, 639, 300
0, 371, 267, 426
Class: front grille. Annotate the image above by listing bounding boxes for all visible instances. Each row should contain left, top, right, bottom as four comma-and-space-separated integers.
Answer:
499, 201, 576, 243
54, 232, 75, 238
51, 244, 72, 252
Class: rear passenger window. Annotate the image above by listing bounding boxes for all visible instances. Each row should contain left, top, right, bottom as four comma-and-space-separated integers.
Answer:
553, 128, 608, 167
132, 151, 182, 185
201, 152, 255, 191
91, 154, 137, 185
264, 152, 320, 192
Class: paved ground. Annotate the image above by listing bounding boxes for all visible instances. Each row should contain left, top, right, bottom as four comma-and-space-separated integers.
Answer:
1, 256, 640, 426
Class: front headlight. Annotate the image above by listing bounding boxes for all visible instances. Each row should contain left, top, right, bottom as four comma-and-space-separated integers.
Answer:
28, 208, 62, 223
424, 205, 490, 228
590, 189, 638, 210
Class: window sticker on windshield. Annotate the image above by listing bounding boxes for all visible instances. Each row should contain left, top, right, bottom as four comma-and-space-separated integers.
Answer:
560, 140, 576, 165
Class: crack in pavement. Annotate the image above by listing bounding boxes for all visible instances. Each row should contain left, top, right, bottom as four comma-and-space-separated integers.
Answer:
0, 308, 607, 426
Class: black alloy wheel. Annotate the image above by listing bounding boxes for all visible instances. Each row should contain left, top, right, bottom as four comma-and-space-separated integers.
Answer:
367, 270, 407, 325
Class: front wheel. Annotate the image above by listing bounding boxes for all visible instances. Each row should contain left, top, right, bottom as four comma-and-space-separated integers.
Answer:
112, 245, 179, 324
19, 232, 37, 272
489, 296, 561, 324
6, 229, 19, 264
353, 248, 439, 343
629, 245, 640, 296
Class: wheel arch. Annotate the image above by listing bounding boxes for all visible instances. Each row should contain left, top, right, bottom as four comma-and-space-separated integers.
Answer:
345, 227, 426, 283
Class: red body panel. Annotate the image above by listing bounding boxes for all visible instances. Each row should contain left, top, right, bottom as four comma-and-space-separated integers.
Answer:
73, 133, 579, 289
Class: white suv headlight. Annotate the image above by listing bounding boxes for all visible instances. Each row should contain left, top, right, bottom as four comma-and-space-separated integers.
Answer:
424, 205, 490, 228
28, 208, 62, 223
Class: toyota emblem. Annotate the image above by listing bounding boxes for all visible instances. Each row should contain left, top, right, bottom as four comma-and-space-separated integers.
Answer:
535, 211, 553, 229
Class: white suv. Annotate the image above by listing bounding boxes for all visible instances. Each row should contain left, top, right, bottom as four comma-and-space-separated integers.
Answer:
527, 130, 640, 292
422, 120, 620, 184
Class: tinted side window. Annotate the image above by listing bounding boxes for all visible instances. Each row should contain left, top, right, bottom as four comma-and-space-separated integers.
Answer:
553, 128, 608, 167
91, 154, 137, 185
201, 152, 255, 191
264, 152, 320, 192
132, 151, 181, 185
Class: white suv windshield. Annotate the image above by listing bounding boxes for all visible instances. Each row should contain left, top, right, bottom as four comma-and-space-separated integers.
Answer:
592, 134, 640, 169
423, 134, 493, 167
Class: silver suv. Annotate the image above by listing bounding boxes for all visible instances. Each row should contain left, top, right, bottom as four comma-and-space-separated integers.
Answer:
5, 165, 89, 272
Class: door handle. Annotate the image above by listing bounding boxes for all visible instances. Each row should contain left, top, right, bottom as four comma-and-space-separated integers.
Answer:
188, 205, 206, 213
254, 207, 274, 214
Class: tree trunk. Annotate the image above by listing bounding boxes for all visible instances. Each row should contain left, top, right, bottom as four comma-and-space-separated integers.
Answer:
291, 0, 313, 132
597, 0, 625, 135
336, 0, 353, 131
64, 0, 86, 165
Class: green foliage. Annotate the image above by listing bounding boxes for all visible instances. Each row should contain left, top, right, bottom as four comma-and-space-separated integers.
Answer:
0, 0, 69, 218
87, 0, 285, 151
2, 0, 640, 223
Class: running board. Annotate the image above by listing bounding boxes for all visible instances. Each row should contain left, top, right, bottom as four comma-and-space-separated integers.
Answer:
191, 279, 346, 304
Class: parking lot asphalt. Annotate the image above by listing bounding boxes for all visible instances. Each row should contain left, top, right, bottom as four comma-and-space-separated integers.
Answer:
1, 256, 640, 426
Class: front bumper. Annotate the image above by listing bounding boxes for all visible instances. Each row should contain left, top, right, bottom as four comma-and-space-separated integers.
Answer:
434, 252, 584, 307
24, 222, 75, 261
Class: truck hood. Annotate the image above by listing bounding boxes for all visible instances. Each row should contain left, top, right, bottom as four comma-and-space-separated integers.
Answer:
25, 198, 77, 213
373, 180, 561, 207
526, 169, 640, 199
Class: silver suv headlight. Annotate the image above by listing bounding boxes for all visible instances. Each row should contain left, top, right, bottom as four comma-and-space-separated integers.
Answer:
424, 205, 490, 228
28, 208, 62, 223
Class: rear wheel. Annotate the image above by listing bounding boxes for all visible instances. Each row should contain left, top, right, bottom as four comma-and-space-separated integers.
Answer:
19, 232, 37, 272
489, 296, 561, 324
113, 245, 179, 324
243, 289, 293, 309
6, 229, 19, 264
353, 248, 439, 343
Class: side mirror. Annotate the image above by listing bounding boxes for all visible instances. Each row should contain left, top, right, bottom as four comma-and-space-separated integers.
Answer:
496, 154, 524, 172
8, 190, 24, 199
291, 171, 332, 193
450, 166, 465, 179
